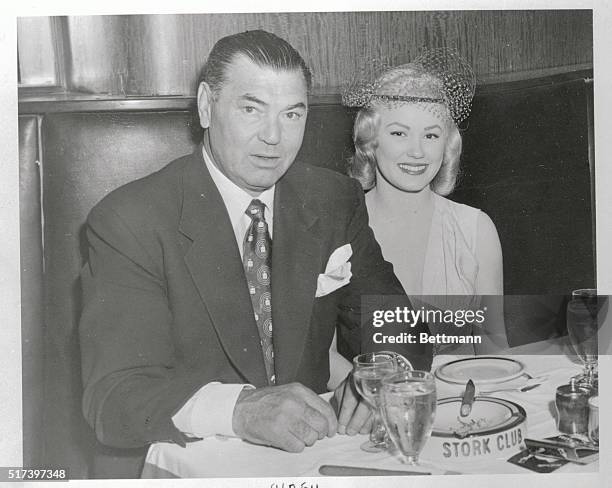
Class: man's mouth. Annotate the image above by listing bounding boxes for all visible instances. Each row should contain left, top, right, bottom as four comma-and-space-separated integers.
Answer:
397, 163, 428, 175
252, 154, 280, 160
251, 154, 282, 166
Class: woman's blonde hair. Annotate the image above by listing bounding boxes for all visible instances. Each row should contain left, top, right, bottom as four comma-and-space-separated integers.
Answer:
346, 58, 473, 195
348, 105, 463, 196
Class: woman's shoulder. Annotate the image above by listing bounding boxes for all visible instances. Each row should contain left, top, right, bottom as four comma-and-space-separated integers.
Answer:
434, 193, 476, 212
437, 194, 502, 259
434, 194, 482, 229
433, 194, 501, 254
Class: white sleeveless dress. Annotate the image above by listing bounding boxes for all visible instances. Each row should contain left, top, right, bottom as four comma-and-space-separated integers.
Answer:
368, 192, 482, 354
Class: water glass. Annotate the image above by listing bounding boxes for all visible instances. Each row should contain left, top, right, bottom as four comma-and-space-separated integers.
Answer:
380, 370, 436, 465
567, 289, 608, 390
588, 395, 599, 445
352, 352, 397, 452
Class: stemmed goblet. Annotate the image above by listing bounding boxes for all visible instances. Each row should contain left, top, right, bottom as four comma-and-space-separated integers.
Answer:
378, 350, 413, 372
352, 352, 411, 452
567, 289, 608, 390
379, 370, 437, 465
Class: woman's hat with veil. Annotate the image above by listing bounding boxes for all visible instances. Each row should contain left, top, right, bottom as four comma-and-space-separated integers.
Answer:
342, 48, 476, 126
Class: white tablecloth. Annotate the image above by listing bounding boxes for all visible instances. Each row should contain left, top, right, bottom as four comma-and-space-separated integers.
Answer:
142, 340, 598, 478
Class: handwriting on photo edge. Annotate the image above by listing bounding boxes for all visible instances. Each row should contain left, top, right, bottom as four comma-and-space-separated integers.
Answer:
269, 481, 320, 488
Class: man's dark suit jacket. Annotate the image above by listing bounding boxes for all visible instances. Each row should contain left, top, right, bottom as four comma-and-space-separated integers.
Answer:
79, 147, 430, 476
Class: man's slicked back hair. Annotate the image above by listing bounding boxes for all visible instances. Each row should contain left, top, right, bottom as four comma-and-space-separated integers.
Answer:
198, 30, 312, 96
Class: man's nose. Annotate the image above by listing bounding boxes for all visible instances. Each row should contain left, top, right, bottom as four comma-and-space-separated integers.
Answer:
258, 115, 281, 145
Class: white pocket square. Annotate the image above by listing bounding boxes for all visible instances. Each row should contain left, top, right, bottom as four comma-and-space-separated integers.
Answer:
315, 244, 352, 297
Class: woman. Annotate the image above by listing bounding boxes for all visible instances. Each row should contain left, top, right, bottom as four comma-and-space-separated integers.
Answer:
344, 50, 508, 353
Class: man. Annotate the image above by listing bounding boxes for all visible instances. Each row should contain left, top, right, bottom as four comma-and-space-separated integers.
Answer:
79, 30, 430, 477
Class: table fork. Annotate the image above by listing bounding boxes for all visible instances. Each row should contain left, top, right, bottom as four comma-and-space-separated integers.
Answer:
479, 375, 548, 395
480, 383, 543, 395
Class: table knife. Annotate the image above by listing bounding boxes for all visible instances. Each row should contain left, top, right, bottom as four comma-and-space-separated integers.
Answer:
460, 379, 475, 417
319, 465, 431, 476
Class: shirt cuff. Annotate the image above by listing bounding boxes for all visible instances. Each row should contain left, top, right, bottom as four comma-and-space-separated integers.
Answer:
172, 382, 252, 438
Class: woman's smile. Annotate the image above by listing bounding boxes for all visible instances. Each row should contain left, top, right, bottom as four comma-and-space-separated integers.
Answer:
397, 162, 429, 175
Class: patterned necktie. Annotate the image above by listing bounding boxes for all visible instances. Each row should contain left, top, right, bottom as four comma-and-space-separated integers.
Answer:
243, 199, 275, 385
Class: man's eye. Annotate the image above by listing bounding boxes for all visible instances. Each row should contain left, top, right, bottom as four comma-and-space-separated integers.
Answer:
243, 106, 256, 114
285, 111, 303, 120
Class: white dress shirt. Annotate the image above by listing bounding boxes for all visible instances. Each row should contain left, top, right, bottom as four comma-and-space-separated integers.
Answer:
171, 146, 274, 438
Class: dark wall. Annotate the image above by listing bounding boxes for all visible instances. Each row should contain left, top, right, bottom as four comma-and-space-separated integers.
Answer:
455, 75, 595, 294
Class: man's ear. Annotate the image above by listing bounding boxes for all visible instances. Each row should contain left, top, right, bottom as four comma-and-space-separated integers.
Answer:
197, 81, 213, 129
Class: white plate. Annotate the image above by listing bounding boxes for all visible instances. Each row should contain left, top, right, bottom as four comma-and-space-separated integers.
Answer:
435, 357, 525, 385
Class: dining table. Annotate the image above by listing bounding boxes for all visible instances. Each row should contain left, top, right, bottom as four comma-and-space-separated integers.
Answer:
141, 338, 599, 478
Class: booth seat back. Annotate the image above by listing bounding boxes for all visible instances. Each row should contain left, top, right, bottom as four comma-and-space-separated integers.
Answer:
456, 77, 594, 295
36, 103, 356, 478
19, 115, 44, 469
40, 110, 199, 478
20, 71, 594, 478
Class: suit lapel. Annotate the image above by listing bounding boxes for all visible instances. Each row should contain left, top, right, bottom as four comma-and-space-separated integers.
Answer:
179, 149, 268, 387
272, 167, 323, 384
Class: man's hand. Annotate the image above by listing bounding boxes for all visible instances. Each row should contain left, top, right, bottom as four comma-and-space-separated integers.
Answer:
232, 383, 338, 452
332, 374, 372, 435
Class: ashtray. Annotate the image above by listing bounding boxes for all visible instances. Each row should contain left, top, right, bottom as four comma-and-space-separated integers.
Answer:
424, 396, 527, 462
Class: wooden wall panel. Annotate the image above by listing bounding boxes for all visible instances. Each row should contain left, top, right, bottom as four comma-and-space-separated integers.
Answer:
126, 15, 192, 95
17, 17, 57, 86
66, 16, 129, 94
63, 10, 592, 97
